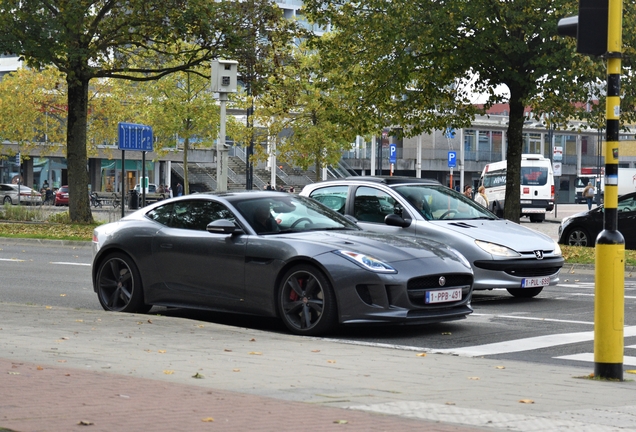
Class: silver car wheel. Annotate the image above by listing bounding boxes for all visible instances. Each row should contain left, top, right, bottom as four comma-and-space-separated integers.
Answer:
566, 228, 590, 247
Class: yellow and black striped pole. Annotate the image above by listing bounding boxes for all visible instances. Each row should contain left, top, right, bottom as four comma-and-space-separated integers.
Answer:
594, 0, 624, 381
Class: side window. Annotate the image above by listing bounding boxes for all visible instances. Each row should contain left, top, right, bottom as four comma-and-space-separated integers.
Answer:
309, 186, 348, 215
146, 203, 174, 226
353, 186, 396, 223
619, 197, 635, 213
168, 200, 235, 231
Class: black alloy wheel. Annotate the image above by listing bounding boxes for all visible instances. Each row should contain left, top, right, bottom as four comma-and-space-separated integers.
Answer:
278, 264, 337, 336
96, 252, 151, 313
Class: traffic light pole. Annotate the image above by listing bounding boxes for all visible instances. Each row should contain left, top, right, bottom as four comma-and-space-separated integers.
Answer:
594, 0, 625, 381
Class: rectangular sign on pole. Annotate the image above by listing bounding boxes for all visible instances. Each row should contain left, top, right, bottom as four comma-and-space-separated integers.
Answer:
448, 151, 457, 168
118, 122, 153, 151
389, 143, 397, 164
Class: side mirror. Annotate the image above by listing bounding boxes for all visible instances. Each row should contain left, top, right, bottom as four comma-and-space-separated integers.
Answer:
206, 219, 243, 235
385, 213, 411, 228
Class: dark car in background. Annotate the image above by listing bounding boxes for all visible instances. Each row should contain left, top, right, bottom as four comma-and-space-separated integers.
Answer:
55, 185, 69, 206
301, 176, 564, 298
92, 191, 474, 335
558, 191, 636, 249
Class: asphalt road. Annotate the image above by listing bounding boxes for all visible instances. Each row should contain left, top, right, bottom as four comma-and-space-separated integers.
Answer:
2, 220, 635, 374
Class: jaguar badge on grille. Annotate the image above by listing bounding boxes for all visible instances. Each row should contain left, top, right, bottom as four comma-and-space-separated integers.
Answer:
534, 250, 544, 259
438, 276, 446, 286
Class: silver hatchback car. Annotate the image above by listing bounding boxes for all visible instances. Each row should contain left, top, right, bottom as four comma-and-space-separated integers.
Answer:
301, 176, 563, 298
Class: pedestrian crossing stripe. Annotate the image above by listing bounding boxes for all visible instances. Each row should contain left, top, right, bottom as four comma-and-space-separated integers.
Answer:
555, 353, 636, 366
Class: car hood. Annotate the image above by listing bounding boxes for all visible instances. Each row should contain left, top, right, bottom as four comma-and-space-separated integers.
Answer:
431, 219, 557, 251
278, 230, 466, 265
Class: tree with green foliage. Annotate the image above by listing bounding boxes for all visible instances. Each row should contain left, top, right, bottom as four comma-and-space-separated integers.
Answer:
0, 0, 273, 222
253, 42, 359, 180
303, 0, 636, 222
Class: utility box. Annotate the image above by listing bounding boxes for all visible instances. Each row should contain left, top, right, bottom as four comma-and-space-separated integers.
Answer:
211, 59, 238, 93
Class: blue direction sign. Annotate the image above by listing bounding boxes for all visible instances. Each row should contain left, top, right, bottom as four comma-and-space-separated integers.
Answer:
118, 122, 153, 151
389, 143, 397, 163
448, 151, 457, 168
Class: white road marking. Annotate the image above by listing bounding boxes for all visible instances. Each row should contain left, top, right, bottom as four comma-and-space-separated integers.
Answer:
555, 353, 636, 366
432, 326, 636, 357
50, 262, 91, 266
0, 258, 25, 262
471, 313, 593, 325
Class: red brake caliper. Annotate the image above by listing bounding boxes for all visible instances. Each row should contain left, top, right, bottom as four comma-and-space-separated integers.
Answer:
289, 277, 303, 301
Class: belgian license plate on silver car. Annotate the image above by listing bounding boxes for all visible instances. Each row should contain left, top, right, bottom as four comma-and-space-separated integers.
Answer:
426, 288, 462, 304
521, 276, 550, 288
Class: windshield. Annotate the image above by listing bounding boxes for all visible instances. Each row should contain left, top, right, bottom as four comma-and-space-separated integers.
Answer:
233, 194, 360, 234
393, 184, 496, 221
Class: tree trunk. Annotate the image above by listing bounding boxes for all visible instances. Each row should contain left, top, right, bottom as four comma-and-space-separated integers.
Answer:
66, 76, 94, 224
183, 135, 190, 195
503, 86, 525, 224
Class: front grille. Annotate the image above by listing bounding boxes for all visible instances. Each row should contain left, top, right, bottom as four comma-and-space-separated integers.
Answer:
408, 274, 472, 291
505, 267, 561, 277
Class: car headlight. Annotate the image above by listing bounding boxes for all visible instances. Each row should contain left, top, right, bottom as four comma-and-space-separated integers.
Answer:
335, 250, 397, 273
475, 240, 521, 257
553, 241, 562, 256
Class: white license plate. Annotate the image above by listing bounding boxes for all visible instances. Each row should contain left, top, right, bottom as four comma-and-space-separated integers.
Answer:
521, 276, 550, 288
522, 208, 546, 214
425, 288, 462, 304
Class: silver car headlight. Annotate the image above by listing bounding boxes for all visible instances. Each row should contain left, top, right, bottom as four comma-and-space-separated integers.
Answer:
553, 241, 562, 256
335, 250, 397, 273
475, 240, 521, 257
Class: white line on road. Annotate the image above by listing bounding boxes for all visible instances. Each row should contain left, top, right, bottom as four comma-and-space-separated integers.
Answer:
50, 262, 91, 266
0, 258, 25, 262
432, 326, 636, 357
555, 353, 636, 366
471, 313, 594, 325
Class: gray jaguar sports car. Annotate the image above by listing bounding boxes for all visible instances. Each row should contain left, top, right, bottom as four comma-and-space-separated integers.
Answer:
92, 191, 474, 335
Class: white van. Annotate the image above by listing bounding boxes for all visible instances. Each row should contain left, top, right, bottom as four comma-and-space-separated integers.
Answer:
480, 154, 555, 222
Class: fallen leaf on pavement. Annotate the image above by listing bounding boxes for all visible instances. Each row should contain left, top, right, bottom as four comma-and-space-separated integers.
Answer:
158, 350, 166, 353
78, 420, 94, 426
311, 350, 320, 353
75, 320, 83, 322
224, 349, 232, 352
248, 352, 262, 355
327, 360, 336, 363
37, 366, 43, 371
163, 370, 174, 375
416, 353, 426, 357
495, 366, 505, 369
519, 399, 534, 404
192, 372, 204, 379
333, 420, 348, 424
250, 338, 256, 342
201, 417, 214, 422
233, 369, 240, 372
197, 325, 204, 328
445, 402, 455, 405
57, 360, 67, 363
147, 319, 153, 324
468, 376, 479, 380
8, 372, 19, 375
45, 306, 52, 309
60, 294, 67, 297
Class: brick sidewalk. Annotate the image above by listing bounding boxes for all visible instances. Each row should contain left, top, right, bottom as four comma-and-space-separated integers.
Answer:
0, 359, 487, 432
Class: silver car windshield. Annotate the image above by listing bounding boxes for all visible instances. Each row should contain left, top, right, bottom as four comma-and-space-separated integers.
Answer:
234, 195, 360, 234
393, 185, 496, 221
